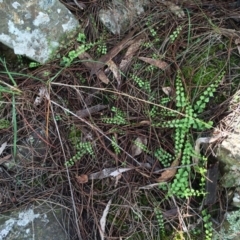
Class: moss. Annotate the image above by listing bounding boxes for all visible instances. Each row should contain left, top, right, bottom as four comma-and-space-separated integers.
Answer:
182, 43, 226, 87
0, 118, 10, 129
68, 125, 82, 146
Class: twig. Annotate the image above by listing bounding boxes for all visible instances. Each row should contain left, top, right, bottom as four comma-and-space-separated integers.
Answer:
73, 0, 85, 10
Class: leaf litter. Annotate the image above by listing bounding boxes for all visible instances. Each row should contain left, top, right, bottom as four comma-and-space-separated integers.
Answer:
0, 2, 237, 239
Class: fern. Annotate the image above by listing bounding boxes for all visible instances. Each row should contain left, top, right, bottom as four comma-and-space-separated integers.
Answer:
65, 141, 94, 167
111, 136, 121, 155
158, 71, 224, 197
102, 107, 127, 125
154, 148, 174, 167
194, 71, 225, 113
154, 207, 166, 238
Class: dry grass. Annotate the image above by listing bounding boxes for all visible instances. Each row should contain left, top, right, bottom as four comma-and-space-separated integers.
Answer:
0, 1, 240, 239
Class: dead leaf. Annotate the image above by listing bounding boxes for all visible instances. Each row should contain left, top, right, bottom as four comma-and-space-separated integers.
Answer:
162, 87, 173, 97
156, 159, 179, 182
0, 142, 7, 155
76, 174, 88, 183
107, 60, 121, 86
0, 154, 11, 165
193, 131, 227, 163
78, 51, 110, 84
100, 199, 112, 240
96, 71, 110, 84
218, 28, 240, 39
139, 120, 151, 125
138, 57, 168, 70
90, 28, 138, 76
119, 36, 145, 72
162, 1, 185, 18
115, 174, 121, 187
78, 29, 140, 84
89, 167, 133, 180
139, 183, 162, 190
131, 137, 147, 157
110, 168, 133, 177
34, 87, 49, 106
76, 104, 108, 118
235, 38, 240, 54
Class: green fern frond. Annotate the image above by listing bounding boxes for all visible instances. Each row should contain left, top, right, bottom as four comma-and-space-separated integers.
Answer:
102, 107, 127, 125
65, 141, 94, 167
194, 71, 225, 113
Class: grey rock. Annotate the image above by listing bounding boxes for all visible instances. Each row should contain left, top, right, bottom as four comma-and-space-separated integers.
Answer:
99, 0, 149, 34
3, 126, 48, 171
0, 0, 80, 64
0, 203, 69, 240
216, 90, 240, 188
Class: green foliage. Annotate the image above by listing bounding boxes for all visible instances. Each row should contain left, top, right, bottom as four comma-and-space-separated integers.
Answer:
159, 73, 214, 131
0, 58, 20, 158
29, 62, 41, 68
123, 64, 223, 198
170, 167, 191, 197
65, 141, 94, 167
0, 118, 10, 129
131, 74, 150, 93
142, 41, 153, 48
181, 40, 227, 103
68, 125, 82, 146
77, 32, 86, 42
61, 32, 94, 67
0, 59, 22, 95
133, 140, 150, 154
111, 136, 121, 155
153, 71, 223, 197
146, 17, 160, 44
154, 207, 166, 238
154, 147, 174, 167
202, 209, 213, 240
54, 115, 62, 121
102, 107, 127, 125
170, 26, 182, 43
194, 71, 225, 113
148, 105, 158, 118
97, 42, 107, 55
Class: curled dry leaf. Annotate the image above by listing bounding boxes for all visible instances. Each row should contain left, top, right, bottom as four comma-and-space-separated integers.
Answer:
193, 131, 227, 163
76, 174, 88, 184
0, 154, 11, 165
76, 104, 108, 118
78, 51, 110, 84
100, 199, 112, 240
90, 29, 137, 76
155, 159, 179, 182
34, 87, 49, 106
138, 57, 168, 70
162, 1, 185, 18
131, 137, 147, 157
89, 167, 133, 180
107, 59, 121, 86
235, 38, 240, 54
218, 28, 239, 39
139, 120, 151, 125
119, 36, 145, 72
0, 142, 7, 155
96, 71, 110, 84
162, 87, 173, 97
110, 168, 133, 177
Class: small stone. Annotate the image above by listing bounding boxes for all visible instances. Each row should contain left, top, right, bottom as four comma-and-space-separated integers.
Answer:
0, 0, 80, 64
